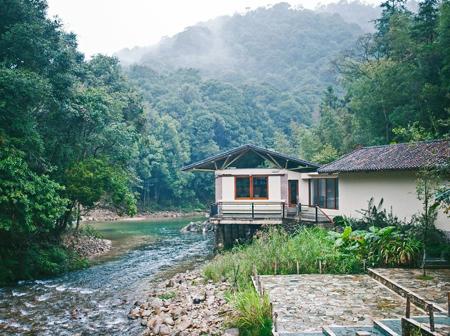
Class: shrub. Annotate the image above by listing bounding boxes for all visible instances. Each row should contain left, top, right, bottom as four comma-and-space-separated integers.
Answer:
0, 243, 89, 285
203, 227, 362, 287
228, 288, 272, 336
330, 226, 423, 267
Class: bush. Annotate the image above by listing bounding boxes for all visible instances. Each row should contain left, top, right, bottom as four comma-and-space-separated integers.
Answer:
204, 227, 362, 287
228, 288, 272, 336
334, 198, 406, 231
330, 226, 423, 267
0, 243, 89, 285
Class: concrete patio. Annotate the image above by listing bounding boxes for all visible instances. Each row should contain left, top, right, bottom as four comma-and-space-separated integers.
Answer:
372, 268, 450, 312
259, 274, 422, 333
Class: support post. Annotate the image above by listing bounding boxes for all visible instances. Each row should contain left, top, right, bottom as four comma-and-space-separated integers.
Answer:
401, 318, 409, 336
282, 202, 285, 219
428, 303, 435, 332
273, 312, 278, 332
315, 206, 318, 223
251, 202, 255, 219
448, 292, 450, 317
405, 294, 411, 318
296, 261, 300, 274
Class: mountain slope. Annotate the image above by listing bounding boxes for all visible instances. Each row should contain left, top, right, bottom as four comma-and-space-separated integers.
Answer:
117, 2, 365, 94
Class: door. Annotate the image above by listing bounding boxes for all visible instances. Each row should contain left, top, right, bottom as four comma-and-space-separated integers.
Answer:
288, 180, 299, 207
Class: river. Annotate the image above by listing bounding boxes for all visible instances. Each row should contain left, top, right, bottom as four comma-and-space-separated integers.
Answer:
0, 217, 214, 335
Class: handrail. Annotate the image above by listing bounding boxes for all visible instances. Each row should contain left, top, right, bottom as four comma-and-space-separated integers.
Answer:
214, 201, 287, 219
316, 205, 334, 225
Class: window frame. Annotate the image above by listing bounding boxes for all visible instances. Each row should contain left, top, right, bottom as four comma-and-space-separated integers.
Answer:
234, 175, 269, 200
308, 178, 339, 209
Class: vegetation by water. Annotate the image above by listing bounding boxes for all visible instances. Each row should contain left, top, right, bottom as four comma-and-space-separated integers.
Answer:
204, 191, 449, 335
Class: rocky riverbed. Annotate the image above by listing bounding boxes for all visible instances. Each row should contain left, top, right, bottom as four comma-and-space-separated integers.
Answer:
62, 233, 112, 259
128, 268, 237, 336
82, 208, 207, 223
180, 220, 215, 234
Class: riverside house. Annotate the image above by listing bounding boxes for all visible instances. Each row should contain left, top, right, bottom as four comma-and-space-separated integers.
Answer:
182, 140, 450, 236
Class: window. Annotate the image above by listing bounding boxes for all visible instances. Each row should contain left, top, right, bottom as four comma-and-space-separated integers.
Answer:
235, 177, 251, 198
288, 180, 299, 206
235, 176, 269, 199
309, 178, 338, 209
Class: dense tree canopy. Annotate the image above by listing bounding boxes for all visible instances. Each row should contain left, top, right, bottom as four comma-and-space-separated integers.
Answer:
0, 0, 449, 283
0, 0, 143, 282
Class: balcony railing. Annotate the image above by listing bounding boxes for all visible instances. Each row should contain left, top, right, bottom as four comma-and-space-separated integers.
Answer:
210, 201, 290, 219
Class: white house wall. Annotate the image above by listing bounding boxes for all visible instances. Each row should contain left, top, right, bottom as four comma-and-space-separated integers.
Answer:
215, 168, 286, 202
215, 169, 310, 204
336, 171, 449, 234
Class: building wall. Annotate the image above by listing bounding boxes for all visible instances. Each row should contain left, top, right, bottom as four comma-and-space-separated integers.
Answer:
217, 168, 284, 202
335, 171, 449, 234
215, 169, 307, 205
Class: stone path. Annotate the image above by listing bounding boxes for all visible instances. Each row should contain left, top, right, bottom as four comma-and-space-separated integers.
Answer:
259, 274, 422, 333
373, 268, 450, 311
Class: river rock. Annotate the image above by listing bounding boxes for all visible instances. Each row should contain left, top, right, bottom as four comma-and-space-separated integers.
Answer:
180, 221, 215, 233
135, 268, 233, 335
150, 298, 163, 310
159, 324, 171, 335
128, 307, 140, 319
224, 328, 240, 336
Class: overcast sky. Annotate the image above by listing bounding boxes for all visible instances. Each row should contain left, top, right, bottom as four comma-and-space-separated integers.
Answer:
47, 0, 382, 57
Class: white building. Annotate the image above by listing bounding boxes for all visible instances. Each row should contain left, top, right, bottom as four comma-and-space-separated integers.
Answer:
182, 141, 449, 236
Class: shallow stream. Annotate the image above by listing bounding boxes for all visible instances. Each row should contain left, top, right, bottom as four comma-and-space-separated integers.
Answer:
0, 217, 213, 335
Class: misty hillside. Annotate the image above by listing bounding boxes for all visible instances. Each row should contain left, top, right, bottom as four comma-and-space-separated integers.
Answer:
316, 0, 381, 32
116, 2, 367, 93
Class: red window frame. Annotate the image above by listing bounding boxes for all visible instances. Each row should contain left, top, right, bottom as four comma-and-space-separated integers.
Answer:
234, 175, 269, 200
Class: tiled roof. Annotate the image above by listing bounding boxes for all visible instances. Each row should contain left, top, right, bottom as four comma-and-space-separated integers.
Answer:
318, 140, 449, 173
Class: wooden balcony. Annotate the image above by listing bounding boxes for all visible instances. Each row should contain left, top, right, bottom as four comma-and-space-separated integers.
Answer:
209, 202, 333, 225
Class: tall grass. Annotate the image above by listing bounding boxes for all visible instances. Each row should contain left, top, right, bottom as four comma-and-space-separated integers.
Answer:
228, 288, 272, 336
204, 227, 362, 287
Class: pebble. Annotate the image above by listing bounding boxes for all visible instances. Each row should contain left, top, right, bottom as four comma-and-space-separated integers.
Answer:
132, 269, 233, 335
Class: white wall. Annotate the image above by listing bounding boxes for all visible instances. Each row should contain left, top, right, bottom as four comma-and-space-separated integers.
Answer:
215, 168, 285, 202
214, 168, 449, 234
336, 171, 449, 234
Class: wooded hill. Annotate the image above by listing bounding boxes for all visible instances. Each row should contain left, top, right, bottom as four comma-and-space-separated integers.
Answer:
0, 0, 449, 282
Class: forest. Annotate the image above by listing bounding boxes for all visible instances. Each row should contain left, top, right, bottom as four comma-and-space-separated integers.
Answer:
0, 0, 449, 282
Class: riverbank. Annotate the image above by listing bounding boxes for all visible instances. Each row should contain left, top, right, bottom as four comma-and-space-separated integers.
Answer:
62, 233, 112, 260
0, 217, 214, 335
81, 208, 207, 223
129, 267, 235, 336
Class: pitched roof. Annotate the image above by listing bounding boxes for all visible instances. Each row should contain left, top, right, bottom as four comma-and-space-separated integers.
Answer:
318, 140, 449, 173
182, 144, 319, 171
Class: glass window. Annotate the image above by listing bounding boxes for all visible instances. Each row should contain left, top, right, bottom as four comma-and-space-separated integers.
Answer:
235, 176, 268, 199
288, 180, 299, 205
309, 178, 338, 209
235, 177, 250, 198
253, 176, 268, 198
318, 179, 326, 208
326, 179, 335, 209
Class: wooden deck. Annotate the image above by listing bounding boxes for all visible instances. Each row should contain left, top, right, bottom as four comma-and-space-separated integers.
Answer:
210, 201, 332, 225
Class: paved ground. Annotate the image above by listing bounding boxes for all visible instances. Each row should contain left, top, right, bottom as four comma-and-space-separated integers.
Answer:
259, 274, 421, 333
373, 268, 450, 311
381, 316, 450, 336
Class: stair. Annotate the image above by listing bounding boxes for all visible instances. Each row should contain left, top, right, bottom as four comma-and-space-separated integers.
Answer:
299, 206, 331, 224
